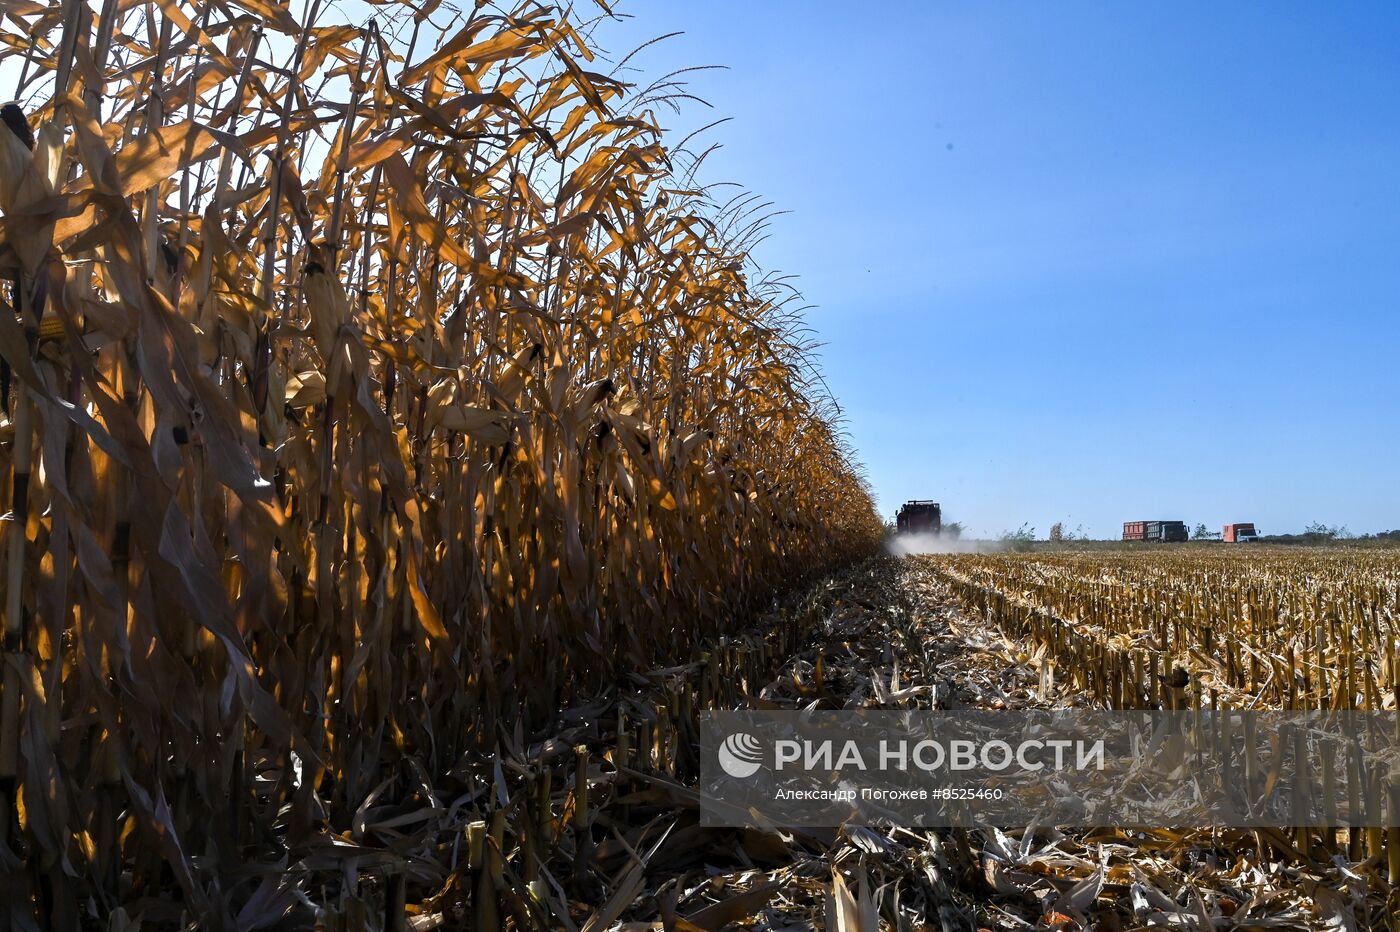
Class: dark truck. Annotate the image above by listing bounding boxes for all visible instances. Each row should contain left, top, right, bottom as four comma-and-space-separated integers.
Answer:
896, 500, 941, 535
1122, 520, 1189, 542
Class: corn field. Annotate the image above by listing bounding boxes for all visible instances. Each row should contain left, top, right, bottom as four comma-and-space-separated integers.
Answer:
0, 0, 882, 924
921, 547, 1400, 880
925, 548, 1400, 712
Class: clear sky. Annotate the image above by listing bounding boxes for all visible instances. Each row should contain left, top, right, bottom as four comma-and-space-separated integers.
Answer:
598, 2, 1400, 538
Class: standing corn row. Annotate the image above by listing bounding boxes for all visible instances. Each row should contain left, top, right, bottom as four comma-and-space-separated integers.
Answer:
0, 0, 882, 923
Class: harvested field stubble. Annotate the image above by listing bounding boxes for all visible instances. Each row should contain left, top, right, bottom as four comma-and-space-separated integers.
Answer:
546, 558, 1400, 930
921, 547, 1400, 903
923, 548, 1400, 712
0, 0, 881, 923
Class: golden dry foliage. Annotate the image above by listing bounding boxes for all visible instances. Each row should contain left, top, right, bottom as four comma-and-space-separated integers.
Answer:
0, 0, 881, 922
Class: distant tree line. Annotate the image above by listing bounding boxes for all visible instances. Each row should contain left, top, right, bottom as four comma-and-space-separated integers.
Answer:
1258, 523, 1400, 545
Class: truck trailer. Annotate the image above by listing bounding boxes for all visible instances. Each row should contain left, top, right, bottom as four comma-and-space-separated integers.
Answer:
1122, 520, 1189, 542
1223, 523, 1259, 543
896, 501, 941, 535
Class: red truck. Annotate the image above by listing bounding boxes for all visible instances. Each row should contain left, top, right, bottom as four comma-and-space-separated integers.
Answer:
1223, 523, 1259, 543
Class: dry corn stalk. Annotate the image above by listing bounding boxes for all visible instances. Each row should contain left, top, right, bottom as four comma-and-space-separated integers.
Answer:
0, 0, 882, 922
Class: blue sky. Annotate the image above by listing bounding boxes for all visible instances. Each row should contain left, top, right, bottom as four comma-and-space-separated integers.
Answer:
598, 2, 1400, 538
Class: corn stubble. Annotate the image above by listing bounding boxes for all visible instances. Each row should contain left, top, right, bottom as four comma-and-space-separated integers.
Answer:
0, 0, 881, 923
927, 548, 1399, 712
925, 547, 1400, 879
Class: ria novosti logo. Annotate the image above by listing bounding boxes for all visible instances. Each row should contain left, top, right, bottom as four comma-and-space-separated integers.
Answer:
703, 711, 1400, 829
717, 732, 764, 778
716, 731, 1109, 779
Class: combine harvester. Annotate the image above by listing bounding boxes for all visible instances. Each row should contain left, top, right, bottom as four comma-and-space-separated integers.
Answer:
896, 500, 941, 535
